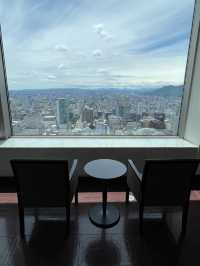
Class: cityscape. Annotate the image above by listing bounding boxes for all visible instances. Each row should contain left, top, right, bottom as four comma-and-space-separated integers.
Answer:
1, 0, 193, 137
9, 85, 183, 136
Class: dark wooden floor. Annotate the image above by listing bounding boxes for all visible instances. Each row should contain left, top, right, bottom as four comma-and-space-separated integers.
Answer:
0, 200, 200, 266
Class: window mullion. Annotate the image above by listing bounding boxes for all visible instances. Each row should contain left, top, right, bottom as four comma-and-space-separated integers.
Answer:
0, 26, 12, 139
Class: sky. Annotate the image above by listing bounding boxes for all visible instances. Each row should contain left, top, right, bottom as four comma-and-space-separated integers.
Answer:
0, 0, 195, 90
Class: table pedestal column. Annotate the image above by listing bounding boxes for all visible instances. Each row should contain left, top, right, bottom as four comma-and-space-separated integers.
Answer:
88, 182, 120, 228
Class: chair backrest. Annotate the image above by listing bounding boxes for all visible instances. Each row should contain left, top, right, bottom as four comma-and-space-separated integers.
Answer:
141, 159, 199, 206
11, 160, 69, 207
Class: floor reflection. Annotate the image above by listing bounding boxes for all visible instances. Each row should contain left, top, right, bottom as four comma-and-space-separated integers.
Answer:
1, 202, 200, 266
84, 231, 121, 266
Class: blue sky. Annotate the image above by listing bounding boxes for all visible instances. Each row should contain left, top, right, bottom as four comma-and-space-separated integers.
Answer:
0, 0, 195, 90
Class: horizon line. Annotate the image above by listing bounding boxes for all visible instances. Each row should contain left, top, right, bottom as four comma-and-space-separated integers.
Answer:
9, 84, 183, 92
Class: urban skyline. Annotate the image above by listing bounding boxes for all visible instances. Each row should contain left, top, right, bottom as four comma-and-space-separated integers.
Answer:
9, 85, 182, 136
1, 1, 194, 136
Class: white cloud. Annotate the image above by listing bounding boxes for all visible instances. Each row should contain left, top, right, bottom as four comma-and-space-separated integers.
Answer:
93, 24, 104, 34
55, 44, 69, 52
93, 24, 112, 40
97, 68, 110, 75
92, 49, 103, 57
1, 0, 193, 89
57, 63, 65, 69
100, 31, 112, 40
47, 75, 56, 80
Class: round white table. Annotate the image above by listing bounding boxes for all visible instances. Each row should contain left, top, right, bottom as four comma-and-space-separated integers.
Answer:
84, 159, 127, 228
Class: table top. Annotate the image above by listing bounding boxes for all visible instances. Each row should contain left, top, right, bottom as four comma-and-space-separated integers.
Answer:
84, 159, 127, 180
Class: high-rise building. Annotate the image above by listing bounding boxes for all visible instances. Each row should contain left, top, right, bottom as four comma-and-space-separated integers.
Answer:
154, 113, 165, 122
56, 98, 72, 127
117, 104, 129, 117
81, 106, 94, 123
108, 115, 122, 132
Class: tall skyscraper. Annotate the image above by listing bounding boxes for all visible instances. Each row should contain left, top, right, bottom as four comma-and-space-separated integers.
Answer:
81, 106, 94, 123
56, 98, 72, 128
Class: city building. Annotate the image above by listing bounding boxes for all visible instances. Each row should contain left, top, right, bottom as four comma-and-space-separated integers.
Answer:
81, 106, 94, 124
56, 98, 73, 130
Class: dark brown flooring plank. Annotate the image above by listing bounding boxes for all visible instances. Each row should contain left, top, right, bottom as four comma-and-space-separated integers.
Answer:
0, 202, 200, 266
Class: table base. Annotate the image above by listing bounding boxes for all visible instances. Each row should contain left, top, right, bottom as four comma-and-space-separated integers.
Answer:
89, 204, 120, 228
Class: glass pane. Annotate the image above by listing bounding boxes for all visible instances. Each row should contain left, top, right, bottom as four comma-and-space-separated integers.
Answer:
0, 0, 195, 136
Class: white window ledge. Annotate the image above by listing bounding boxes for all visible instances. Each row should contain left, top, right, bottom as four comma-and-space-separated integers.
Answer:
0, 137, 198, 177
0, 137, 197, 149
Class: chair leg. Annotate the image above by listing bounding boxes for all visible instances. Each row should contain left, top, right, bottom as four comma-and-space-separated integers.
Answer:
139, 204, 144, 235
34, 208, 39, 222
65, 205, 70, 237
180, 204, 189, 240
18, 206, 25, 239
162, 210, 167, 222
125, 188, 129, 204
75, 190, 78, 204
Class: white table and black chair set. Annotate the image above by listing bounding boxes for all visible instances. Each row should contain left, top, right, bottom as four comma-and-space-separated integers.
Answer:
10, 158, 199, 240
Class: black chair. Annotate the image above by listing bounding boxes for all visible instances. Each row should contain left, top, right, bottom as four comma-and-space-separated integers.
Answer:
11, 159, 79, 238
127, 159, 199, 239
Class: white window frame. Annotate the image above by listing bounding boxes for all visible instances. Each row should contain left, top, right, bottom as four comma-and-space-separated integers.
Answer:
178, 0, 200, 138
0, 1, 199, 140
0, 26, 11, 139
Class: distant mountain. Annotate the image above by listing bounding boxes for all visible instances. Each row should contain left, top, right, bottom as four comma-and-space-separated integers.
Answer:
9, 85, 183, 97
136, 85, 183, 97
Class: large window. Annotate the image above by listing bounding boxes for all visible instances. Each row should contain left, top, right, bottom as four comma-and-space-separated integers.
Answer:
0, 0, 195, 136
